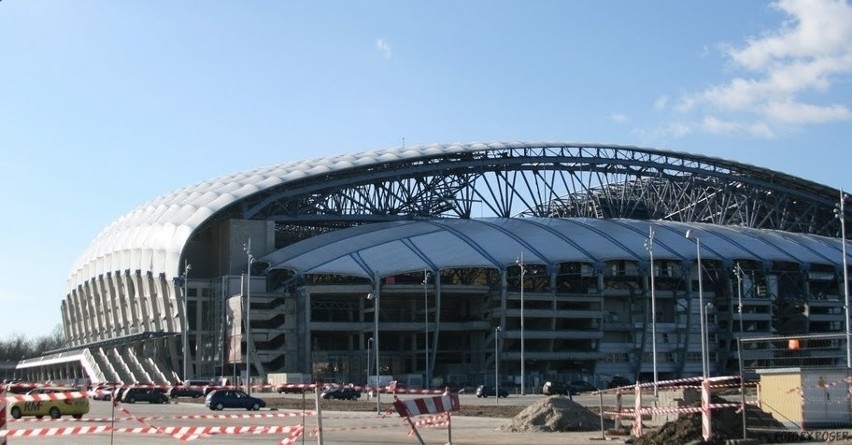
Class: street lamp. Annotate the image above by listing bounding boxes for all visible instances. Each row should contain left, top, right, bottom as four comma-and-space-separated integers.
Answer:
367, 337, 373, 386
705, 302, 714, 364
181, 261, 191, 382
644, 226, 658, 397
835, 190, 851, 369
495, 326, 501, 406
685, 229, 708, 378
733, 262, 747, 440
516, 253, 525, 396
367, 292, 380, 414
422, 270, 431, 389
243, 239, 255, 395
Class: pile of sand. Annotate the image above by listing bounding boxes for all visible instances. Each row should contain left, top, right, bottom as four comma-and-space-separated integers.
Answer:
634, 395, 785, 445
500, 396, 608, 432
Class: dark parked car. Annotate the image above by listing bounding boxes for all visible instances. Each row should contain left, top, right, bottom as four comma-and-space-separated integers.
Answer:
542, 381, 570, 396
607, 376, 634, 389
321, 386, 361, 400
568, 380, 598, 395
205, 390, 266, 411
169, 380, 210, 398
121, 388, 170, 404
475, 385, 508, 398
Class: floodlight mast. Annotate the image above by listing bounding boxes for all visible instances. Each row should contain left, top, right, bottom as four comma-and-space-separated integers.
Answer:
644, 226, 658, 397
422, 270, 431, 389
837, 190, 851, 369
243, 239, 255, 395
733, 263, 747, 440
367, 291, 380, 414
495, 326, 501, 406
516, 253, 525, 396
685, 229, 708, 379
181, 262, 191, 381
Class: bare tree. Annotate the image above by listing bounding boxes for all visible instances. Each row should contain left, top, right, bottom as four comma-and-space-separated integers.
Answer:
0, 324, 66, 361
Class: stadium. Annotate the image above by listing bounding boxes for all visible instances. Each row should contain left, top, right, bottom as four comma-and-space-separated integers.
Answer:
16, 142, 852, 390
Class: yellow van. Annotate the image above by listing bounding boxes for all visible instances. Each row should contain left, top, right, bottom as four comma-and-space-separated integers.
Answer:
9, 386, 90, 419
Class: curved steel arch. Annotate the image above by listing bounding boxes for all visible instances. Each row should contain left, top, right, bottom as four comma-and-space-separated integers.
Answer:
227, 142, 841, 238
68, 141, 846, 293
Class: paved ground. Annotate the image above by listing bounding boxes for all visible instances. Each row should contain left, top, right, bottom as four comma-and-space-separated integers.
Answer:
2, 393, 624, 445
7, 391, 845, 444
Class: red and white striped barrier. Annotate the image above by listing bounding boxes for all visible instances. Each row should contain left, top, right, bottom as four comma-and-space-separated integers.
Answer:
1, 424, 306, 442
597, 375, 741, 394
309, 422, 408, 438
10, 411, 317, 423
607, 400, 757, 419
118, 405, 196, 441
4, 389, 89, 403
9, 411, 316, 423
4, 380, 450, 402
392, 394, 460, 445
0, 425, 113, 438
610, 376, 759, 439
113, 425, 305, 441
392, 394, 460, 417
1, 386, 7, 445
279, 424, 306, 445
412, 412, 450, 429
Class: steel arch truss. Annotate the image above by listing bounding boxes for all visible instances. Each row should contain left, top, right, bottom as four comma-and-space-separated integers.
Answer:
233, 144, 842, 237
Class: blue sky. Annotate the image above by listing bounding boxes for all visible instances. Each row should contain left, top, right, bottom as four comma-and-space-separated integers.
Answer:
2, 0, 851, 339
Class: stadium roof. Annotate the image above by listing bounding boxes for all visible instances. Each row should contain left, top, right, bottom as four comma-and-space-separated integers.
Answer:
260, 217, 846, 279
66, 141, 845, 292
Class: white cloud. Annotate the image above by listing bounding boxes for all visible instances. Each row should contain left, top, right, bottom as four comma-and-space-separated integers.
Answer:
699, 116, 775, 138
731, 0, 852, 70
654, 96, 669, 111
610, 113, 629, 124
375, 39, 392, 59
763, 100, 852, 123
664, 0, 852, 139
665, 121, 694, 138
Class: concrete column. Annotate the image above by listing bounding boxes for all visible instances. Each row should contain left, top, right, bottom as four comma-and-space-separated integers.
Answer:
107, 272, 126, 334
144, 272, 163, 332
118, 271, 137, 334
130, 271, 151, 331
70, 291, 85, 345
97, 275, 115, 337
73, 288, 91, 344
86, 279, 104, 340
159, 274, 178, 332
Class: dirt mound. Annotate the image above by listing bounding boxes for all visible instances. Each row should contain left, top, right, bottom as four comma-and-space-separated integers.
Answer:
500, 396, 608, 432
634, 394, 785, 445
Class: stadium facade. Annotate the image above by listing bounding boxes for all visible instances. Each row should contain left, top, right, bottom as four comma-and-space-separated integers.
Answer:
16, 142, 852, 389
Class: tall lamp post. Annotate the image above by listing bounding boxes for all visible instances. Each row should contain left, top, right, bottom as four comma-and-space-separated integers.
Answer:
733, 263, 747, 440
495, 326, 501, 406
516, 253, 525, 396
367, 337, 373, 386
685, 229, 708, 378
367, 292, 380, 414
836, 190, 851, 369
644, 227, 658, 397
243, 239, 255, 395
181, 261, 192, 381
422, 270, 431, 389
